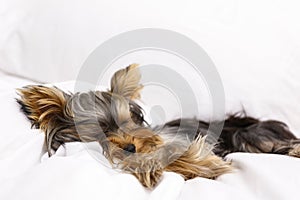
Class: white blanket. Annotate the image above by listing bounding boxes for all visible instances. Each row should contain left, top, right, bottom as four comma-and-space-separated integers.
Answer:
0, 76, 300, 200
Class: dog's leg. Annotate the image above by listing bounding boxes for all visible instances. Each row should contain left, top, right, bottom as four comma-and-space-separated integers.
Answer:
121, 157, 163, 189
165, 136, 232, 180
110, 149, 163, 189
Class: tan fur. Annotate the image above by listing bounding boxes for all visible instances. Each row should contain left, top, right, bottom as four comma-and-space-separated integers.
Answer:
165, 136, 232, 180
16, 85, 69, 131
120, 154, 163, 188
17, 64, 233, 189
288, 144, 300, 158
106, 135, 232, 188
104, 130, 164, 189
110, 63, 143, 100
107, 128, 164, 154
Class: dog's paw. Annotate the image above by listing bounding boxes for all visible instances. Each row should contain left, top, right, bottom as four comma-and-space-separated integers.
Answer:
288, 144, 300, 158
121, 156, 163, 189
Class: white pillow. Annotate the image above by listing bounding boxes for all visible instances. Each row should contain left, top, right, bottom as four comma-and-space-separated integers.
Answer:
1, 0, 300, 135
1, 0, 299, 82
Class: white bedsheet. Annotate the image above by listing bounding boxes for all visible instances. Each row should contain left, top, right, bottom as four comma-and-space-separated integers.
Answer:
0, 75, 300, 200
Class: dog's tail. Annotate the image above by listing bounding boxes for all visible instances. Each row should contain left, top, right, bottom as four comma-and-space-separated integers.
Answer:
110, 64, 143, 100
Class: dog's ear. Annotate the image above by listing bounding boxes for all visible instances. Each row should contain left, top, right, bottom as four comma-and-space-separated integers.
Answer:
110, 64, 143, 100
16, 85, 70, 131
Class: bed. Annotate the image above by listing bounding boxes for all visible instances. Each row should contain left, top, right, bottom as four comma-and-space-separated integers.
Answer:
1, 1, 300, 200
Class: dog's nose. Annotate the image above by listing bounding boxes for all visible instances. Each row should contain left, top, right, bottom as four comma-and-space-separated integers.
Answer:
124, 144, 136, 153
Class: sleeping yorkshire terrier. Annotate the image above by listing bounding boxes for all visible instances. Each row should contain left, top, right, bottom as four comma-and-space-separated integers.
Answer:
16, 64, 300, 188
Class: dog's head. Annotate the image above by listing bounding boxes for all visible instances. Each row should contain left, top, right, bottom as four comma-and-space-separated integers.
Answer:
16, 64, 145, 150
16, 64, 168, 188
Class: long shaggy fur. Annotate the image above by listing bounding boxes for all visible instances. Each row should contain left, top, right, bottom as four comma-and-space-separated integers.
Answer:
16, 64, 145, 155
165, 136, 232, 180
164, 115, 300, 158
110, 63, 143, 100
16, 64, 300, 189
16, 85, 73, 154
